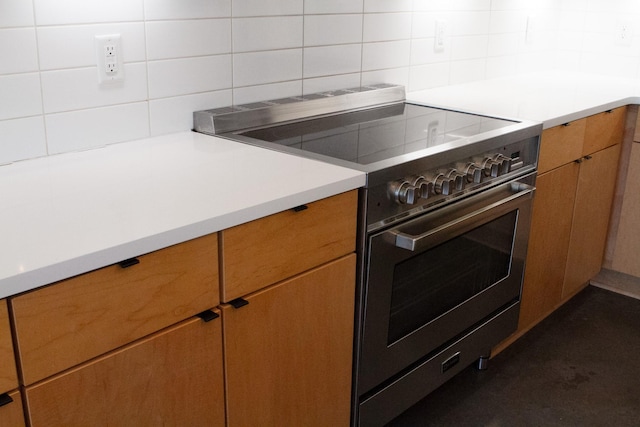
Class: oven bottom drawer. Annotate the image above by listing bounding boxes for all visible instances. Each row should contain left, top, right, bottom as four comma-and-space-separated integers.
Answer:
357, 301, 519, 427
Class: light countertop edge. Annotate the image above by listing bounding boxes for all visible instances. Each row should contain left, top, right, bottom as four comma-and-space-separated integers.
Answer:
0, 131, 365, 299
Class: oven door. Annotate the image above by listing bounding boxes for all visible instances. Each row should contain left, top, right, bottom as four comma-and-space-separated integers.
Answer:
358, 178, 534, 396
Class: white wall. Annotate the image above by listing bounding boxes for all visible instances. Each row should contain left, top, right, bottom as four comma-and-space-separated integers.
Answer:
0, 0, 637, 164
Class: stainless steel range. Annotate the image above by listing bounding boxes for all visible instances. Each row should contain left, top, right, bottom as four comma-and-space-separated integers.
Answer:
194, 85, 541, 426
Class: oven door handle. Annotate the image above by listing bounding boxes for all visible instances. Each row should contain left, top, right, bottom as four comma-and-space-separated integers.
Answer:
389, 183, 535, 252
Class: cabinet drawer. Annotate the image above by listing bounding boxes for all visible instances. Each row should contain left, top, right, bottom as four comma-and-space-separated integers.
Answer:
538, 118, 586, 174
0, 300, 17, 393
220, 190, 357, 302
24, 313, 225, 427
0, 389, 25, 427
584, 107, 626, 155
11, 233, 219, 385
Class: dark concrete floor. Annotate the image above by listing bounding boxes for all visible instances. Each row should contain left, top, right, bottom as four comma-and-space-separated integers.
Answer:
387, 286, 640, 427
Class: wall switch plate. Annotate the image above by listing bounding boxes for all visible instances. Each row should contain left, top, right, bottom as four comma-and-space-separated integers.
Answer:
434, 20, 447, 52
95, 34, 124, 84
526, 15, 538, 45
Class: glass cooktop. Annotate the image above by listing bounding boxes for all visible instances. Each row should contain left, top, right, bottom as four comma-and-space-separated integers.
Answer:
239, 102, 517, 165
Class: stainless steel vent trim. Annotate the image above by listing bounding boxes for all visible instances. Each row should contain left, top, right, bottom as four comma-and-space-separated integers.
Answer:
193, 84, 405, 135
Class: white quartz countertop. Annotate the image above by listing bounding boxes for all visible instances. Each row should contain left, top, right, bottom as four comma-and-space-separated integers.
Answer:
3, 71, 640, 299
408, 71, 640, 129
0, 131, 365, 299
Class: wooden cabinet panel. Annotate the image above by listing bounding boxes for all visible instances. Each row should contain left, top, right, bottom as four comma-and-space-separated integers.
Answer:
538, 118, 585, 174
612, 143, 640, 276
584, 107, 626, 155
11, 233, 219, 385
24, 313, 225, 427
223, 254, 356, 427
518, 163, 579, 331
0, 300, 17, 394
563, 144, 622, 298
221, 190, 357, 302
0, 390, 25, 427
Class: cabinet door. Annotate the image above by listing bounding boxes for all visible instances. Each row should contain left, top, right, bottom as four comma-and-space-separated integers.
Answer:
518, 163, 579, 331
583, 107, 626, 156
0, 390, 25, 427
0, 300, 17, 394
538, 119, 585, 174
11, 233, 219, 385
563, 144, 621, 298
223, 254, 356, 427
24, 313, 225, 426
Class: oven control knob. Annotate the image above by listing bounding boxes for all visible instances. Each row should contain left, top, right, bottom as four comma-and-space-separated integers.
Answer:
410, 176, 434, 199
481, 158, 501, 177
389, 180, 418, 204
446, 169, 465, 192
433, 172, 461, 196
492, 154, 512, 175
463, 163, 483, 183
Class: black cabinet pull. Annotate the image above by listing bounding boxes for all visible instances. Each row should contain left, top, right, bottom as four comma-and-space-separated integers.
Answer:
574, 158, 583, 164
584, 155, 593, 160
0, 393, 13, 408
229, 298, 249, 309
118, 258, 140, 268
562, 122, 571, 127
196, 310, 220, 322
292, 204, 308, 212
605, 109, 613, 113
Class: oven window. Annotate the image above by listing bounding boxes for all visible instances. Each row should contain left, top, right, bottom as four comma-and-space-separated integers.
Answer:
388, 211, 518, 345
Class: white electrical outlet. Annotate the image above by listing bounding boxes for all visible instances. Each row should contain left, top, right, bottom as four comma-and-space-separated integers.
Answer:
95, 34, 124, 84
434, 20, 447, 52
616, 20, 633, 47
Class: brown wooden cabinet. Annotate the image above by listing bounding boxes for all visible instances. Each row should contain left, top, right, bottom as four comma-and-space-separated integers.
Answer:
9, 234, 223, 425
24, 313, 225, 426
1, 300, 24, 427
11, 233, 219, 385
220, 190, 358, 427
223, 255, 356, 427
512, 107, 625, 338
0, 300, 17, 393
0, 390, 25, 427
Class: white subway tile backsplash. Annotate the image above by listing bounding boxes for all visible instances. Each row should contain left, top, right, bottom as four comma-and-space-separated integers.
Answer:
233, 17, 302, 52
409, 62, 450, 91
232, 80, 301, 104
143, 0, 231, 20
149, 90, 232, 135
304, 0, 363, 14
364, 0, 413, 13
0, 73, 42, 120
451, 35, 489, 60
38, 24, 146, 71
303, 44, 362, 78
41, 64, 148, 113
146, 19, 231, 60
0, 0, 34, 28
233, 49, 302, 87
362, 67, 410, 88
362, 41, 411, 71
0, 28, 38, 74
0, 117, 47, 164
304, 15, 363, 46
232, 0, 303, 17
449, 58, 486, 84
363, 13, 412, 42
1, 0, 637, 162
46, 103, 149, 154
33, 0, 144, 25
148, 55, 232, 98
302, 74, 362, 94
